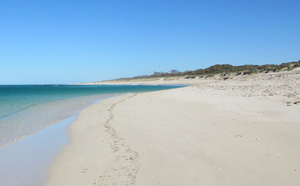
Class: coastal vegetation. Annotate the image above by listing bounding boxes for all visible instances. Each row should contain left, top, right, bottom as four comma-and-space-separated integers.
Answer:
99, 61, 300, 82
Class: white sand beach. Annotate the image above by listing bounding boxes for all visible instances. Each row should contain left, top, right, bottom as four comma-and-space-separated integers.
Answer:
46, 69, 300, 186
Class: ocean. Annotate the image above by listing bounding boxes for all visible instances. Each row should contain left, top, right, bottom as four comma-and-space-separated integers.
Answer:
0, 84, 182, 186
0, 84, 181, 148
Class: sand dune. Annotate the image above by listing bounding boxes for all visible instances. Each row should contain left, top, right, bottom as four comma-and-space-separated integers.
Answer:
47, 69, 300, 186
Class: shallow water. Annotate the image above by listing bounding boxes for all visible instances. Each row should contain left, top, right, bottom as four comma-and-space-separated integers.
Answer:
0, 116, 74, 186
0, 85, 183, 186
0, 94, 113, 148
0, 85, 181, 148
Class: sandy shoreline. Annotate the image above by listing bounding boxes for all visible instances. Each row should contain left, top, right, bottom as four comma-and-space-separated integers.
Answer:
46, 69, 300, 186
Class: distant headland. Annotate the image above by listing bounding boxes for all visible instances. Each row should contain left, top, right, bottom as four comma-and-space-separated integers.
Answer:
96, 60, 300, 83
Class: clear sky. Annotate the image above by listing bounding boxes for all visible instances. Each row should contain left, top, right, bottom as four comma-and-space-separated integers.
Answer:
0, 0, 299, 84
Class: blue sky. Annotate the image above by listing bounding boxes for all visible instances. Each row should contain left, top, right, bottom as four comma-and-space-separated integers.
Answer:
0, 0, 299, 84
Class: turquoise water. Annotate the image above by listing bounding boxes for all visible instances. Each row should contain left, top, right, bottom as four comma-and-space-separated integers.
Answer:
0, 85, 181, 148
